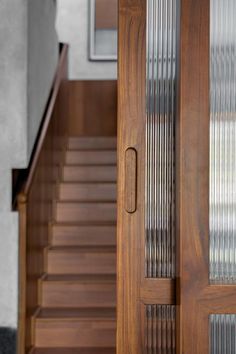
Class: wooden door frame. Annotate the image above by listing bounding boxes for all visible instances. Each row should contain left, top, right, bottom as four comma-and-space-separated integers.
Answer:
117, 1, 146, 351
176, 1, 210, 351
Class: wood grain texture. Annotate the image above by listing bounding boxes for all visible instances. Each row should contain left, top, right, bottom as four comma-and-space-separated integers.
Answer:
117, 1, 147, 353
46, 246, 116, 275
140, 279, 176, 305
62, 165, 117, 182
35, 308, 116, 348
67, 136, 117, 150
41, 274, 116, 308
58, 182, 116, 202
68, 81, 117, 136
29, 349, 116, 354
65, 150, 117, 165
55, 201, 117, 223
176, 1, 211, 353
118, 2, 177, 353
51, 224, 116, 247
17, 45, 69, 352
62, 165, 117, 183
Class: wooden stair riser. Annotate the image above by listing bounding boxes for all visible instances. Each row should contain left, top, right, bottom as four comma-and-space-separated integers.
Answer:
54, 202, 117, 223
62, 165, 117, 182
68, 137, 117, 150
41, 281, 116, 308
51, 225, 116, 247
35, 319, 116, 348
58, 183, 116, 202
46, 249, 116, 275
29, 348, 116, 353
65, 151, 116, 165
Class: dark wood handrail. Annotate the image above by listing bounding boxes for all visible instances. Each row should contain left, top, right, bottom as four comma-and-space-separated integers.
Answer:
23, 44, 68, 195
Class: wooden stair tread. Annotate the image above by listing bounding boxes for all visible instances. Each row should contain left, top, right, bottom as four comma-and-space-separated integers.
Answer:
46, 246, 116, 275
44, 274, 116, 282
68, 136, 117, 150
41, 274, 116, 308
58, 182, 116, 202
48, 246, 116, 253
62, 165, 116, 182
55, 200, 116, 204
51, 223, 116, 246
65, 150, 116, 165
37, 308, 116, 319
56, 199, 116, 204
55, 201, 116, 223
59, 181, 116, 184
63, 163, 117, 167
51, 221, 116, 226
34, 309, 116, 348
30, 348, 116, 354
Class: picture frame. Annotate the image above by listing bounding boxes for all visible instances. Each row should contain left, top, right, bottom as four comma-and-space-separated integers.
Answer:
89, 0, 117, 61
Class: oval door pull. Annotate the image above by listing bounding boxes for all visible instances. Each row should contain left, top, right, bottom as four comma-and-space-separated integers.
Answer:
125, 148, 137, 213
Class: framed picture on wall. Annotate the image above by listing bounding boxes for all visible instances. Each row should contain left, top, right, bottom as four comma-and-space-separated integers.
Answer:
89, 0, 118, 61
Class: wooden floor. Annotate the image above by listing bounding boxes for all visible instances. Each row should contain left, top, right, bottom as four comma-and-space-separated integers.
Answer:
30, 137, 117, 353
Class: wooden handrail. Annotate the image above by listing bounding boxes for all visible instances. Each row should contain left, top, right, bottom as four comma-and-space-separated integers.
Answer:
23, 44, 68, 195
16, 43, 69, 354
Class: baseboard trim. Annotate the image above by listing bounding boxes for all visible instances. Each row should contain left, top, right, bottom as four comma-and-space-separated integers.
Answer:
0, 327, 17, 354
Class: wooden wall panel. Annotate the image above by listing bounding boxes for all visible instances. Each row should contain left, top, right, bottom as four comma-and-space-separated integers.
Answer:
68, 81, 117, 137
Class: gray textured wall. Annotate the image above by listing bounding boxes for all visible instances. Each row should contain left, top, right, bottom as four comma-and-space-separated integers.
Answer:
0, 0, 58, 335
28, 0, 58, 156
56, 0, 117, 79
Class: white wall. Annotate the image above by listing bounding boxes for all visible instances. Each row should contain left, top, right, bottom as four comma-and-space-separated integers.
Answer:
56, 0, 117, 80
0, 0, 58, 331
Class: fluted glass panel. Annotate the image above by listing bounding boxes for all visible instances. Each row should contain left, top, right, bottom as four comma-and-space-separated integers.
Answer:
210, 315, 236, 353
210, 0, 236, 283
146, 305, 176, 353
145, 0, 177, 278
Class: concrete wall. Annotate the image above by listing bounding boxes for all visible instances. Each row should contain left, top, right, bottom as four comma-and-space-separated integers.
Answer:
28, 0, 58, 157
56, 0, 117, 80
0, 0, 58, 347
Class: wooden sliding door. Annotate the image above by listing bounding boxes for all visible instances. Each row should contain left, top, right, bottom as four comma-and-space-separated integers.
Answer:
178, 0, 236, 353
118, 0, 236, 353
118, 0, 176, 352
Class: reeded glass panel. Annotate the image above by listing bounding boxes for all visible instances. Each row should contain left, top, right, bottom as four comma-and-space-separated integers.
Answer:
145, 0, 177, 278
146, 305, 176, 353
210, 315, 236, 353
210, 0, 236, 283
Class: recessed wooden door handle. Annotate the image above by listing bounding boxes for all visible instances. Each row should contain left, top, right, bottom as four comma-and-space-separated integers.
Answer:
125, 148, 137, 213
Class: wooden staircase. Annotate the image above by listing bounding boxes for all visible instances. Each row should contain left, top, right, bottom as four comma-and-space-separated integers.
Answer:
29, 136, 117, 353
